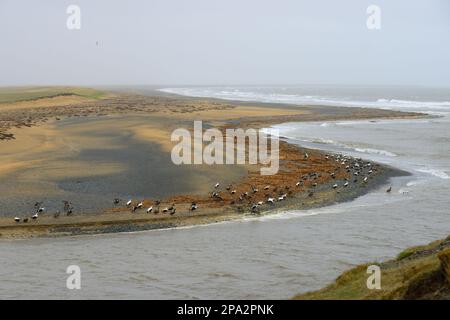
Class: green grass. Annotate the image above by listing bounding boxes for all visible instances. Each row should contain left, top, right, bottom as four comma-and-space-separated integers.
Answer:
0, 86, 105, 103
294, 236, 450, 300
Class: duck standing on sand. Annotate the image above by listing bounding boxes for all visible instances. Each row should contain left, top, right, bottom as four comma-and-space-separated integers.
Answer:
63, 201, 73, 215
132, 201, 143, 212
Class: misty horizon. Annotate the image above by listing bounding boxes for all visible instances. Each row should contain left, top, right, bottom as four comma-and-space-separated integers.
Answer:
1, 0, 449, 87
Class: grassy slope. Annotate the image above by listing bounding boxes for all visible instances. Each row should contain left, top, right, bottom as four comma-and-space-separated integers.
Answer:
294, 236, 450, 300
0, 86, 105, 103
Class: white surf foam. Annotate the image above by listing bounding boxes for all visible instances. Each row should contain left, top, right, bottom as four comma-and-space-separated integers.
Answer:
158, 87, 450, 113
415, 168, 450, 179
353, 147, 397, 157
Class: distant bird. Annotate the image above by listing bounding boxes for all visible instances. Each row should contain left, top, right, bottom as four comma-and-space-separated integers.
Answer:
344, 182, 349, 187
14, 217, 20, 222
162, 207, 168, 213
170, 208, 176, 215
296, 182, 301, 187
304, 152, 309, 159
257, 201, 263, 206
190, 203, 198, 211
267, 198, 275, 204
214, 182, 220, 188
386, 186, 392, 193
212, 192, 223, 200
147, 206, 153, 213
264, 185, 270, 190
332, 184, 338, 189
32, 213, 39, 220
113, 198, 121, 205
34, 202, 42, 209
63, 201, 73, 215
363, 177, 368, 183
226, 185, 232, 191
251, 186, 258, 193
126, 200, 132, 207
37, 207, 45, 213
136, 201, 143, 209
231, 190, 236, 194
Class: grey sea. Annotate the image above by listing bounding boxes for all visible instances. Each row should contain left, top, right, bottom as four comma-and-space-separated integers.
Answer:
1, 86, 450, 299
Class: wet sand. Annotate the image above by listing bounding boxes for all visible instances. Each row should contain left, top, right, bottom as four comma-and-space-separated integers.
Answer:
0, 89, 422, 239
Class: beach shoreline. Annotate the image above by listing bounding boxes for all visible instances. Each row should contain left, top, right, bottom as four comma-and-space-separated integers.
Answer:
0, 88, 421, 239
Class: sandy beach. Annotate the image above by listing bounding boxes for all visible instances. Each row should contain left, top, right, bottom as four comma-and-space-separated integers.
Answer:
0, 87, 422, 239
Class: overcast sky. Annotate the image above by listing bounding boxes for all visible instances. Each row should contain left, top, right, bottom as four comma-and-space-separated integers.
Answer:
0, 0, 449, 87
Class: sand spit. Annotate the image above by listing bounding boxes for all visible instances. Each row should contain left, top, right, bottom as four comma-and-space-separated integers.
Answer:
0, 89, 421, 239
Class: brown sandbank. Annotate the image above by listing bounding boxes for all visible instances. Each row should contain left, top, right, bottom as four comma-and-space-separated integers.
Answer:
0, 88, 423, 239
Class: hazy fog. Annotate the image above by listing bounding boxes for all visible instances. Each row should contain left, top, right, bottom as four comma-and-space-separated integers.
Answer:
0, 0, 449, 86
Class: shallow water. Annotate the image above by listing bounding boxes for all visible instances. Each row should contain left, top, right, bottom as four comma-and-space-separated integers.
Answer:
1, 86, 450, 299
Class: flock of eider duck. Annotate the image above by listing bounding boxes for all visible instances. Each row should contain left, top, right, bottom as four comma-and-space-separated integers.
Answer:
13, 201, 73, 223
13, 152, 393, 223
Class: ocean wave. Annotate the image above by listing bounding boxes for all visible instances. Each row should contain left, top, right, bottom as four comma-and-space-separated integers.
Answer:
415, 168, 450, 179
158, 87, 450, 113
353, 147, 397, 157
377, 98, 450, 108
280, 134, 397, 158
